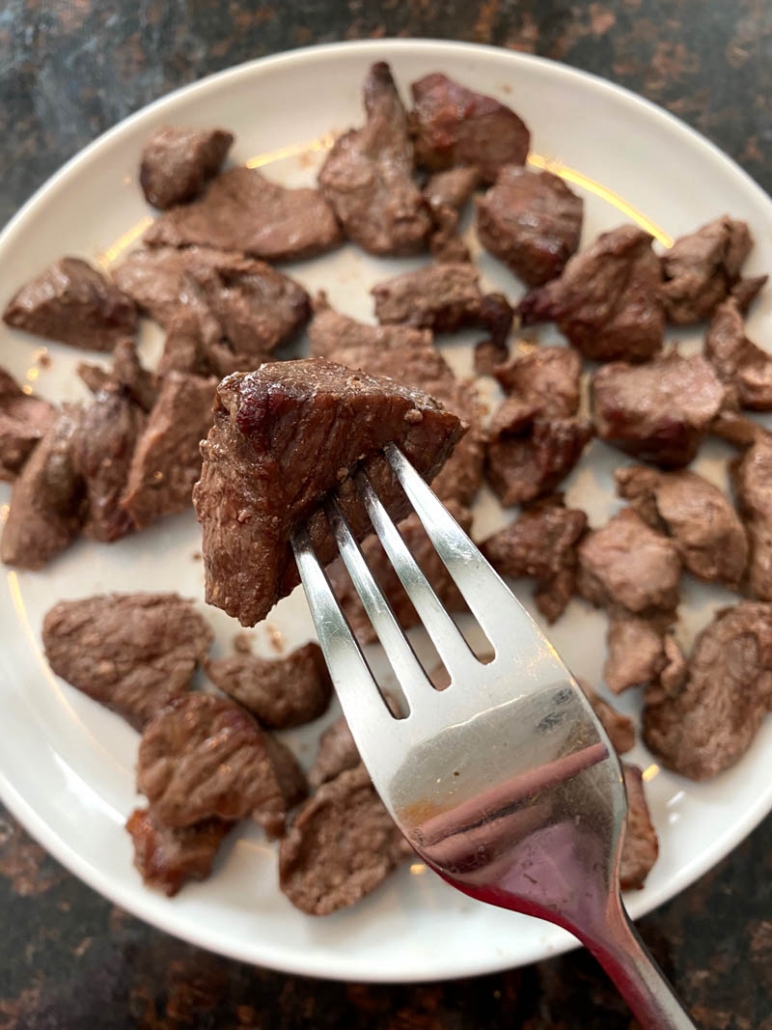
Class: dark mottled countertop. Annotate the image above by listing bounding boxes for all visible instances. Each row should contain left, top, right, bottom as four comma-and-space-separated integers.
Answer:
1, 2, 772, 1027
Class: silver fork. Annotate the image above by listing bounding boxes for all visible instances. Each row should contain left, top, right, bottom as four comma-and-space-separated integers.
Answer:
292, 443, 697, 1030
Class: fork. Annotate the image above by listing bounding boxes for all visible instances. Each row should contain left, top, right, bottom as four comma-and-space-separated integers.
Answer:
292, 443, 697, 1030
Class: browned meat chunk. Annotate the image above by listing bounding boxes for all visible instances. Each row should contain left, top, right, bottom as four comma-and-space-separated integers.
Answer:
661, 216, 753, 324
263, 735, 309, 812
144, 166, 341, 262
137, 693, 291, 837
705, 297, 772, 411
423, 166, 481, 263
318, 63, 430, 256
0, 367, 57, 481
1, 407, 85, 570
616, 465, 748, 587
519, 225, 663, 363
604, 612, 671, 695
643, 602, 772, 779
410, 73, 530, 185
577, 508, 681, 615
476, 167, 583, 286
619, 765, 659, 890
308, 302, 484, 505
158, 306, 260, 380
140, 126, 234, 209
42, 593, 213, 730
308, 716, 360, 789
279, 764, 410, 915
4, 257, 137, 351
493, 345, 581, 418
731, 274, 767, 312
576, 678, 635, 755
591, 354, 725, 468
485, 398, 592, 507
77, 338, 158, 413
206, 641, 333, 729
127, 808, 232, 897
731, 429, 772, 600
481, 495, 587, 623
194, 358, 464, 627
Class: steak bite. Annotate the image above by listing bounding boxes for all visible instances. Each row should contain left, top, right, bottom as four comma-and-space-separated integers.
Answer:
308, 716, 361, 789
577, 508, 681, 615
731, 274, 768, 313
604, 611, 671, 695
476, 167, 583, 286
409, 72, 530, 184
480, 495, 587, 623
318, 62, 430, 257
576, 679, 635, 755
493, 345, 581, 418
619, 765, 659, 890
519, 225, 664, 363
661, 216, 753, 324
194, 358, 465, 627
643, 602, 772, 780
423, 166, 481, 262
591, 353, 725, 468
730, 428, 772, 601
127, 808, 233, 897
42, 593, 213, 730
616, 465, 748, 587
140, 126, 234, 210
121, 372, 217, 530
279, 764, 411, 916
3, 257, 138, 351
705, 297, 772, 411
206, 641, 333, 729
77, 338, 158, 413
0, 367, 57, 481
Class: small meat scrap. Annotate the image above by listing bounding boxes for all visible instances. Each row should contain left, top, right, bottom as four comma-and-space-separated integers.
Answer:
731, 274, 767, 313
137, 693, 291, 837
206, 641, 333, 729
279, 764, 410, 916
731, 428, 772, 600
485, 397, 592, 507
705, 297, 772, 411
604, 611, 670, 695
140, 126, 234, 210
194, 358, 464, 627
616, 465, 748, 587
121, 372, 217, 530
576, 678, 635, 755
0, 366, 57, 481
577, 508, 681, 615
308, 716, 360, 790
591, 353, 725, 468
42, 593, 213, 729
476, 167, 583, 287
127, 808, 232, 897
410, 72, 530, 184
619, 765, 659, 890
661, 216, 753, 324
643, 602, 772, 780
264, 735, 309, 812
144, 166, 341, 262
318, 62, 430, 256
78, 338, 158, 412
1, 406, 85, 570
493, 345, 581, 418
481, 495, 587, 623
423, 166, 481, 263
519, 225, 664, 363
4, 257, 138, 351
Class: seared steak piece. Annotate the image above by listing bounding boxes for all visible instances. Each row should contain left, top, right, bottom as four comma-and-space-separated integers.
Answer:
137, 693, 291, 837
577, 508, 681, 615
705, 297, 772, 411
731, 428, 772, 600
140, 126, 234, 210
493, 345, 581, 418
279, 764, 411, 915
591, 354, 725, 468
423, 166, 481, 263
731, 274, 768, 312
194, 358, 464, 627
619, 765, 659, 890
485, 397, 592, 507
206, 641, 333, 729
604, 611, 671, 695
481, 495, 587, 623
409, 73, 530, 184
1, 407, 85, 570
308, 716, 360, 789
144, 166, 341, 262
121, 372, 217, 529
616, 465, 748, 587
318, 62, 430, 256
476, 167, 583, 286
519, 225, 663, 362
661, 216, 753, 324
158, 306, 261, 380
576, 679, 635, 755
126, 808, 232, 897
42, 593, 213, 730
0, 366, 57, 481
263, 735, 309, 812
4, 257, 137, 351
78, 338, 158, 413
643, 602, 772, 780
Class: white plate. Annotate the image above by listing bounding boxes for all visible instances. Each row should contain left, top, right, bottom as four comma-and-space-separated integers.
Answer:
1, 39, 772, 984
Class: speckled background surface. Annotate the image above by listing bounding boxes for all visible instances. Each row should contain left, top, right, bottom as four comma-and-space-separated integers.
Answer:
1, 2, 771, 1027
